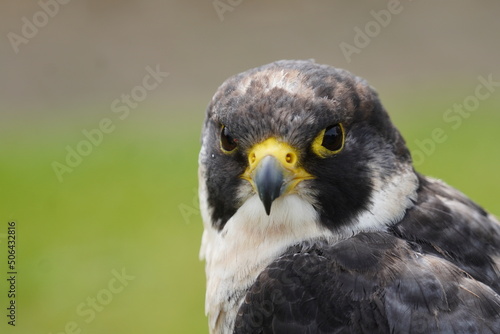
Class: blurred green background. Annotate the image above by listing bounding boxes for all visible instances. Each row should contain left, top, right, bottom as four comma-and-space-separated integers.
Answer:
1, 1, 499, 333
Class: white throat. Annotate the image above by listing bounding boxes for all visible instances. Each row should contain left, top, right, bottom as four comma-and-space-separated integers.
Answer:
200, 189, 330, 333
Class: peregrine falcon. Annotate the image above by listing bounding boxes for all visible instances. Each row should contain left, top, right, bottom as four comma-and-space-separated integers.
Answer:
198, 60, 500, 334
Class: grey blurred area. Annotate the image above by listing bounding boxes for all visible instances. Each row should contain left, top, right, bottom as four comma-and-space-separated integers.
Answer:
1, 0, 499, 115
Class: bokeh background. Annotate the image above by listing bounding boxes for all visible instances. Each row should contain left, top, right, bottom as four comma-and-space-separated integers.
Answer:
1, 1, 499, 333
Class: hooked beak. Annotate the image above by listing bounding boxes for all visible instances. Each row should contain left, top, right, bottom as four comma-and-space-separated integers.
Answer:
254, 155, 284, 215
241, 138, 314, 215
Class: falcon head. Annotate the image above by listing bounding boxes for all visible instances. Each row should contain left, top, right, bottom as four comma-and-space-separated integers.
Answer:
199, 60, 417, 238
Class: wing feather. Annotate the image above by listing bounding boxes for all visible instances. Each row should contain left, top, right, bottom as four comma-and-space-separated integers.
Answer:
234, 233, 500, 334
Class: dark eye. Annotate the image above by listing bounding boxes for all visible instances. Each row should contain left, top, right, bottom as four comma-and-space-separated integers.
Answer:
220, 125, 238, 152
321, 124, 344, 152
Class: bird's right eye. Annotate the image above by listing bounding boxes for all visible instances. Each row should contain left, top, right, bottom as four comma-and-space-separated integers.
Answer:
220, 125, 238, 152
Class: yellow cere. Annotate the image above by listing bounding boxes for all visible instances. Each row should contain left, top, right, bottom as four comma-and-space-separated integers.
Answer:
247, 138, 299, 171
241, 137, 314, 191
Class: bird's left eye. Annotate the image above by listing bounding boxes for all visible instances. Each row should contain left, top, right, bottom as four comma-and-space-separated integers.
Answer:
220, 125, 238, 152
321, 124, 344, 152
311, 123, 345, 157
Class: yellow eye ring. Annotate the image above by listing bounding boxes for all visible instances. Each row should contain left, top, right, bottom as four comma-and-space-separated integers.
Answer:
311, 123, 345, 158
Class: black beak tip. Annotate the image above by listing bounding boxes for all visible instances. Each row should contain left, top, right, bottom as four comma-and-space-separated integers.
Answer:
263, 199, 272, 216
258, 187, 277, 216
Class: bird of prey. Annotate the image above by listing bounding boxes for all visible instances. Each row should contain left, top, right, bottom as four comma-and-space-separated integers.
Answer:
198, 60, 500, 334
